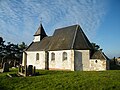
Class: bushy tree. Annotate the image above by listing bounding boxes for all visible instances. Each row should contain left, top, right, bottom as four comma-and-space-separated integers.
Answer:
0, 37, 5, 62
0, 37, 27, 67
91, 43, 100, 51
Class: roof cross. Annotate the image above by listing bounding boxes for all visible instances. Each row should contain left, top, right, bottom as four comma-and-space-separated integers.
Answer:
40, 17, 42, 25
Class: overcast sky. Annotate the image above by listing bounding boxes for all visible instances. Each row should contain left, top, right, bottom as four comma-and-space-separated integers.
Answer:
0, 0, 120, 58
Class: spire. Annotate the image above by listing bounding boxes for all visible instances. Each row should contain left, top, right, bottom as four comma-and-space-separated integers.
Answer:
34, 17, 47, 36
34, 23, 47, 36
33, 22, 47, 42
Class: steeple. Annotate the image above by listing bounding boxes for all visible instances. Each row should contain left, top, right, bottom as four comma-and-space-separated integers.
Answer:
33, 23, 47, 42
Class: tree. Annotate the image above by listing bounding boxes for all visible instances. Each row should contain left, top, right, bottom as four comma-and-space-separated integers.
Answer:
18, 42, 27, 50
91, 43, 102, 51
0, 37, 28, 67
17, 42, 27, 64
0, 37, 5, 62
6, 42, 27, 64
0, 37, 5, 45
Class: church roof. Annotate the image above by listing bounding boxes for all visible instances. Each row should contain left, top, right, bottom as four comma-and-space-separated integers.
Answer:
91, 50, 107, 60
26, 24, 93, 51
46, 25, 93, 51
26, 37, 51, 51
34, 24, 47, 37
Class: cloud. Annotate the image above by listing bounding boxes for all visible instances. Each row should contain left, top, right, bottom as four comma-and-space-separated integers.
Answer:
0, 0, 108, 44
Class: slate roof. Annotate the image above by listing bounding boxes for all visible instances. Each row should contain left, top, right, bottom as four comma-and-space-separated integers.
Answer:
91, 50, 107, 60
26, 24, 93, 51
47, 25, 93, 51
26, 37, 51, 51
34, 24, 47, 40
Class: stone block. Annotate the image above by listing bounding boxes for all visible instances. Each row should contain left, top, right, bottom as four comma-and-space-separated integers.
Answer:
3, 62, 9, 72
27, 65, 33, 76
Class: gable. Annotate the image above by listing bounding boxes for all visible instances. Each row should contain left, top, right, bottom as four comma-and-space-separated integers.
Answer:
47, 25, 77, 51
91, 50, 107, 60
47, 25, 93, 51
73, 26, 93, 50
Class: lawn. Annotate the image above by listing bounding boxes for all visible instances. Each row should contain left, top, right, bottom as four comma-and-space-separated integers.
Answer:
0, 69, 120, 90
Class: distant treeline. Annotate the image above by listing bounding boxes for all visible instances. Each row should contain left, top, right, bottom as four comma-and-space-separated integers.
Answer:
0, 37, 27, 67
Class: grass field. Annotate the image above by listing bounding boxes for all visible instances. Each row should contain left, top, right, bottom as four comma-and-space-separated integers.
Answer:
0, 69, 120, 90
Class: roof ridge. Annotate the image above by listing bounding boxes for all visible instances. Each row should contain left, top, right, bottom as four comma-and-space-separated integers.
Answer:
25, 42, 34, 51
101, 51, 107, 60
80, 28, 93, 49
71, 25, 79, 49
55, 24, 78, 30
81, 29, 90, 48
91, 50, 107, 60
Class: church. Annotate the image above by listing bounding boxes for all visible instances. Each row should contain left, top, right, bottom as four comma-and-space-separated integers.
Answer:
22, 24, 109, 71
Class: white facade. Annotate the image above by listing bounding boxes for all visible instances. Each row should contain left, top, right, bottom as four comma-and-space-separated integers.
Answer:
24, 51, 46, 69
74, 50, 90, 71
90, 59, 107, 71
22, 49, 109, 71
48, 50, 74, 71
33, 36, 40, 42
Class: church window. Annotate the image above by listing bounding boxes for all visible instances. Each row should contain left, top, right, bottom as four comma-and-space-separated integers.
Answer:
95, 60, 97, 63
36, 53, 39, 60
51, 52, 55, 61
63, 52, 67, 61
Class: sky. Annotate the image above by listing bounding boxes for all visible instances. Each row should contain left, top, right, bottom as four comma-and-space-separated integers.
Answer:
0, 0, 120, 58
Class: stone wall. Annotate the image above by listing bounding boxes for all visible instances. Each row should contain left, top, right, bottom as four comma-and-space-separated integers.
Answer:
22, 49, 108, 71
90, 59, 107, 71
74, 50, 90, 71
48, 50, 74, 71
74, 51, 82, 71
22, 52, 27, 66
24, 51, 46, 69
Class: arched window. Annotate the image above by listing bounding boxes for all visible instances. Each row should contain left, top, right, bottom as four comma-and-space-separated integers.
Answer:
51, 52, 55, 61
36, 53, 39, 60
63, 52, 67, 61
95, 60, 97, 63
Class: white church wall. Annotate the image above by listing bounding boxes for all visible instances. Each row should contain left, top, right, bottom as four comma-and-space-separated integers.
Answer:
26, 51, 46, 69
74, 51, 82, 71
90, 59, 107, 71
22, 52, 27, 66
48, 50, 74, 71
75, 50, 90, 71
33, 36, 40, 42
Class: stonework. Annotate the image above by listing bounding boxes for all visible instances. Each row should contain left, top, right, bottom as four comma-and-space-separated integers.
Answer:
25, 51, 46, 69
74, 50, 90, 71
90, 59, 107, 71
48, 50, 74, 71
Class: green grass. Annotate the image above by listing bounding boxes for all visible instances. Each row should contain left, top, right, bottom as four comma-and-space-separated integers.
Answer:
0, 69, 120, 90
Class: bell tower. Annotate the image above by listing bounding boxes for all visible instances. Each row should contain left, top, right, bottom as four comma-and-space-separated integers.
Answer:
33, 23, 47, 42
